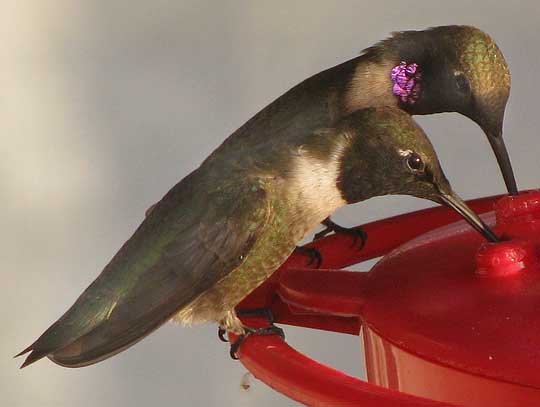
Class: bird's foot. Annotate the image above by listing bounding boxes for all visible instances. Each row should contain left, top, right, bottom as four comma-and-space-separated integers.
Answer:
228, 308, 285, 360
314, 217, 368, 250
294, 246, 323, 268
217, 309, 245, 342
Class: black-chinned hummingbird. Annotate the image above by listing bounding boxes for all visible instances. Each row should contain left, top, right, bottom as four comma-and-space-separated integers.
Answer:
206, 25, 515, 240
17, 107, 497, 368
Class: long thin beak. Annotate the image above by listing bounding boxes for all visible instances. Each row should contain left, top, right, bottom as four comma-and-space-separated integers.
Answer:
439, 192, 499, 242
487, 133, 518, 196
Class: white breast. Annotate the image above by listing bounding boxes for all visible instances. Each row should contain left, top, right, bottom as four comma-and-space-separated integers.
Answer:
287, 141, 348, 225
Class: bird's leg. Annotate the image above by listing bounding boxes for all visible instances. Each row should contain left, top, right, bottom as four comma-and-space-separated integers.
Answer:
219, 309, 285, 360
294, 246, 323, 268
217, 310, 245, 342
313, 217, 368, 249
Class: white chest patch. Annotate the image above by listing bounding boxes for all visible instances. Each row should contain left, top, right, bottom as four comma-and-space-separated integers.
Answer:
287, 142, 347, 224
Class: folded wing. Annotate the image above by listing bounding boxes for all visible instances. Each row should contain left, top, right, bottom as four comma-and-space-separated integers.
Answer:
18, 170, 271, 367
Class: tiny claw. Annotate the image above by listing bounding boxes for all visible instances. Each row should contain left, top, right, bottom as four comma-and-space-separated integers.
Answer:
294, 246, 323, 268
230, 336, 246, 360
218, 327, 228, 342
316, 217, 368, 250
349, 228, 368, 250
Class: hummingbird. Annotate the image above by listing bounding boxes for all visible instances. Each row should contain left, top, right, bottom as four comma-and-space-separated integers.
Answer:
17, 107, 498, 368
203, 25, 514, 243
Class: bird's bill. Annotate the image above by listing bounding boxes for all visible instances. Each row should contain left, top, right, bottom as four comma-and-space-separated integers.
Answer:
439, 192, 499, 243
486, 132, 518, 196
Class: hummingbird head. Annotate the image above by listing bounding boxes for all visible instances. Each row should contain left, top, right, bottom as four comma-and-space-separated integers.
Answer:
359, 26, 515, 194
337, 107, 498, 242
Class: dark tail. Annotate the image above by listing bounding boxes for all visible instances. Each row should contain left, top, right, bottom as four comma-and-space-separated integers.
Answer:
16, 299, 182, 368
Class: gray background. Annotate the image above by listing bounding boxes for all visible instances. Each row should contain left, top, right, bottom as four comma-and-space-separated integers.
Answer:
2, 1, 539, 406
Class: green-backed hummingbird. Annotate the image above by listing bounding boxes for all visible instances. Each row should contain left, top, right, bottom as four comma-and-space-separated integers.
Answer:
17, 107, 497, 368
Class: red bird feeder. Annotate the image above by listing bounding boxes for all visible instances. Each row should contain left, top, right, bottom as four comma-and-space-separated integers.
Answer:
229, 190, 540, 407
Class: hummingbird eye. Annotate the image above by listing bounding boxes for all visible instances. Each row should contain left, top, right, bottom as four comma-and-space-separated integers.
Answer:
454, 71, 471, 94
405, 152, 425, 174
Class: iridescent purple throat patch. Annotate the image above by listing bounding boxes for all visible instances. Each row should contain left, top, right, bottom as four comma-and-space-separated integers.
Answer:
391, 62, 422, 104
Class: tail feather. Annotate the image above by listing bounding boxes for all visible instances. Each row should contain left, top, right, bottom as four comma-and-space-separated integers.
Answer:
16, 296, 183, 368
18, 348, 49, 369
16, 331, 67, 368
16, 325, 80, 368
14, 345, 32, 359
48, 308, 172, 368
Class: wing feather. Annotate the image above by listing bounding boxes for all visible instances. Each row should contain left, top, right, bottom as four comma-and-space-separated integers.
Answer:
18, 169, 272, 367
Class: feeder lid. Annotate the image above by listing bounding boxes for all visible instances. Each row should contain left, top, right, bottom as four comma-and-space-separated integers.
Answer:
361, 192, 540, 389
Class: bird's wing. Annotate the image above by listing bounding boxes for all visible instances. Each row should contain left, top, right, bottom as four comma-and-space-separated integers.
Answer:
18, 170, 273, 367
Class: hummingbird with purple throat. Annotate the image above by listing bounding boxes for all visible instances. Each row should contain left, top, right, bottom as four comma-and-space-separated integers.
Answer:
208, 25, 514, 246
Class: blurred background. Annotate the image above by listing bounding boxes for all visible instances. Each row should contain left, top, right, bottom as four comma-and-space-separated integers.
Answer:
2, 1, 539, 406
